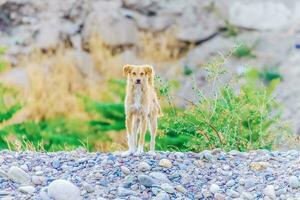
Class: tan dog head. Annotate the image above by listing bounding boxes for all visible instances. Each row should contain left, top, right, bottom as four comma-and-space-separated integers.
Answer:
123, 65, 154, 86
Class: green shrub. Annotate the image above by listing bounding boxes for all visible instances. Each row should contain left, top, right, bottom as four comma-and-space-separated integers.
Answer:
159, 55, 286, 152
259, 66, 283, 84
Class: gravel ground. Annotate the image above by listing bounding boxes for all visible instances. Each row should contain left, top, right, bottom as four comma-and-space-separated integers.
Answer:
1, 149, 300, 200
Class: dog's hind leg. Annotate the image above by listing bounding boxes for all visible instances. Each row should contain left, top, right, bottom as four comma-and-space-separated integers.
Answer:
137, 115, 147, 154
149, 115, 157, 152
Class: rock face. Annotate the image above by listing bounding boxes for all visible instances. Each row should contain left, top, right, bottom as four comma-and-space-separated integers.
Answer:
229, 1, 292, 30
0, 150, 300, 199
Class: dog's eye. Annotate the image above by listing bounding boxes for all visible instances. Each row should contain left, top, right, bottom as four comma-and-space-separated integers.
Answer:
132, 72, 136, 75
140, 73, 144, 76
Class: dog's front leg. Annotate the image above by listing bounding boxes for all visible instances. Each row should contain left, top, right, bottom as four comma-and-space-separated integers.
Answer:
132, 117, 140, 152
125, 114, 134, 153
137, 115, 147, 154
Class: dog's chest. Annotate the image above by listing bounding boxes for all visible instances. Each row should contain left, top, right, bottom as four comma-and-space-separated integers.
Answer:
133, 85, 142, 107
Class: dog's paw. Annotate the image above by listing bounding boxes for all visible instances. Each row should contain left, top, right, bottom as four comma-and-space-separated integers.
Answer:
135, 148, 144, 156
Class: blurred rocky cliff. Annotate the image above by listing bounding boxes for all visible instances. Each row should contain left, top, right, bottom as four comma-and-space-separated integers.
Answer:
0, 0, 300, 133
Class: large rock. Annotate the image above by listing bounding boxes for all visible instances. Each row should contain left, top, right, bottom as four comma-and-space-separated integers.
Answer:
7, 166, 30, 184
175, 3, 221, 42
47, 179, 81, 200
83, 0, 138, 46
229, 1, 291, 30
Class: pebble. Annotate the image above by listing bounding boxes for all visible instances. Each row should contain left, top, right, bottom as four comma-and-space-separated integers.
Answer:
289, 176, 300, 188
175, 185, 187, 194
249, 162, 270, 171
7, 166, 30, 184
48, 179, 81, 200
214, 193, 226, 200
153, 191, 170, 200
159, 159, 172, 168
209, 184, 220, 194
263, 185, 276, 199
32, 176, 45, 185
199, 150, 213, 160
138, 161, 151, 171
138, 175, 156, 187
18, 186, 35, 194
121, 166, 130, 175
149, 172, 170, 183
161, 183, 175, 194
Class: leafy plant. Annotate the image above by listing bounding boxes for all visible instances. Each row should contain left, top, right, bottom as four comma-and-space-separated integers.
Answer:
233, 43, 255, 58
259, 66, 283, 84
159, 52, 286, 152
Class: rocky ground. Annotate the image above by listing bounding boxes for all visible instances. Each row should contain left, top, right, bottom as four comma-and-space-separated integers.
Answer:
1, 149, 300, 200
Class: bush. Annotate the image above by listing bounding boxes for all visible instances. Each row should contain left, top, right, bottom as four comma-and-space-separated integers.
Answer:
159, 54, 286, 152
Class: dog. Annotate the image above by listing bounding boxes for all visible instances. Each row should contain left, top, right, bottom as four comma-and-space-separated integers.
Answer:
123, 64, 162, 154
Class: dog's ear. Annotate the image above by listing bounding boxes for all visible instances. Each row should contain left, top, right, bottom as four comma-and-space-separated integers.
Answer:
144, 65, 154, 85
123, 65, 132, 76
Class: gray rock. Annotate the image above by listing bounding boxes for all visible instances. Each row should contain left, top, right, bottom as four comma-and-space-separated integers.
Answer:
18, 186, 35, 194
158, 159, 172, 168
32, 176, 45, 185
229, 1, 291, 30
7, 166, 30, 184
214, 193, 226, 200
199, 150, 213, 161
161, 183, 175, 194
138, 175, 156, 187
48, 179, 81, 200
121, 166, 130, 175
175, 185, 187, 194
83, 183, 94, 193
152, 191, 170, 200
138, 161, 151, 171
149, 172, 170, 183
209, 184, 220, 194
117, 187, 135, 197
263, 185, 276, 199
227, 189, 240, 198
288, 176, 300, 188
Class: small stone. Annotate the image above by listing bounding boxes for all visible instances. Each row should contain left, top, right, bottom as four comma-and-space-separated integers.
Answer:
242, 192, 254, 200
244, 177, 257, 188
138, 175, 156, 187
7, 166, 30, 184
48, 179, 81, 200
121, 166, 130, 175
175, 185, 187, 194
138, 161, 151, 171
214, 193, 226, 200
263, 185, 276, 199
118, 187, 135, 197
123, 175, 135, 188
289, 176, 300, 188
32, 176, 45, 185
52, 160, 61, 169
149, 172, 170, 183
18, 186, 35, 194
83, 183, 94, 193
0, 169, 8, 178
209, 184, 220, 194
161, 183, 175, 194
194, 160, 204, 167
227, 189, 239, 198
199, 150, 213, 160
249, 162, 269, 171
226, 180, 235, 187
202, 188, 212, 198
159, 159, 172, 168
153, 191, 170, 200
